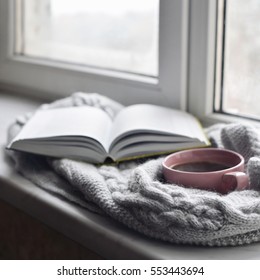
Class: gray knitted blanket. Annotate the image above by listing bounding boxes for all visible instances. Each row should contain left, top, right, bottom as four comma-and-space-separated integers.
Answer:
6, 92, 260, 246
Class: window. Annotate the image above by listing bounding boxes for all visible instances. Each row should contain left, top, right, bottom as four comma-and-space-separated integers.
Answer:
16, 0, 159, 77
0, 0, 189, 110
215, 0, 260, 120
5, 0, 256, 124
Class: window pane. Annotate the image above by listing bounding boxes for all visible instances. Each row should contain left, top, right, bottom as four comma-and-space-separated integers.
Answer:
221, 0, 260, 118
16, 0, 159, 77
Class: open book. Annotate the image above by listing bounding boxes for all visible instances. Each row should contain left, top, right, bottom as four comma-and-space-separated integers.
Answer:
7, 104, 210, 163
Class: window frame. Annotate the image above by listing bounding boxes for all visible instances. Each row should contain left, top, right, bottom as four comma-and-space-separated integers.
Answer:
187, 0, 260, 126
214, 0, 260, 123
1, 0, 249, 125
187, 0, 218, 124
0, 0, 189, 109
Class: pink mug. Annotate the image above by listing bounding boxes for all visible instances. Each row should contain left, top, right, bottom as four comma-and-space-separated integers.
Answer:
162, 148, 249, 194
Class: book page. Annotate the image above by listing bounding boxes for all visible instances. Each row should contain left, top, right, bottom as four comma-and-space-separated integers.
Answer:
11, 106, 113, 152
109, 104, 208, 147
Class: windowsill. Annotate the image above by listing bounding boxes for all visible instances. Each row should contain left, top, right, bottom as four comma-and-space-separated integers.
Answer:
201, 112, 260, 128
1, 91, 260, 259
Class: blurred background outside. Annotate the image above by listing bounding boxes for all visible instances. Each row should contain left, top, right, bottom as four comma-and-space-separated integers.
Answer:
223, 0, 260, 118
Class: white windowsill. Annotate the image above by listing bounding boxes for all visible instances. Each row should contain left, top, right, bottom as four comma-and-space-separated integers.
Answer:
1, 91, 260, 259
201, 112, 260, 128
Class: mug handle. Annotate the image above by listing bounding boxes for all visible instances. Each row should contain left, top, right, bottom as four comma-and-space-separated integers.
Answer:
220, 172, 249, 194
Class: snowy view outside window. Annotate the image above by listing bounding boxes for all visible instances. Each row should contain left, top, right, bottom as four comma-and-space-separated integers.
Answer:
16, 0, 159, 77
222, 0, 260, 118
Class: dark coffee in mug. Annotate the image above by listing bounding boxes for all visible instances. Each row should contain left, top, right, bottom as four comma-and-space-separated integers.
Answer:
163, 148, 248, 194
171, 161, 231, 172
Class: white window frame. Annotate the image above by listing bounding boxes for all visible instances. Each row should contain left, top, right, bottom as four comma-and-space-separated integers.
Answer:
2, 0, 244, 126
0, 0, 189, 109
187, 0, 217, 121
188, 0, 260, 126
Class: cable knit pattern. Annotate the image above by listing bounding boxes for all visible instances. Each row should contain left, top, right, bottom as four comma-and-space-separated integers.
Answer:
6, 92, 260, 246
